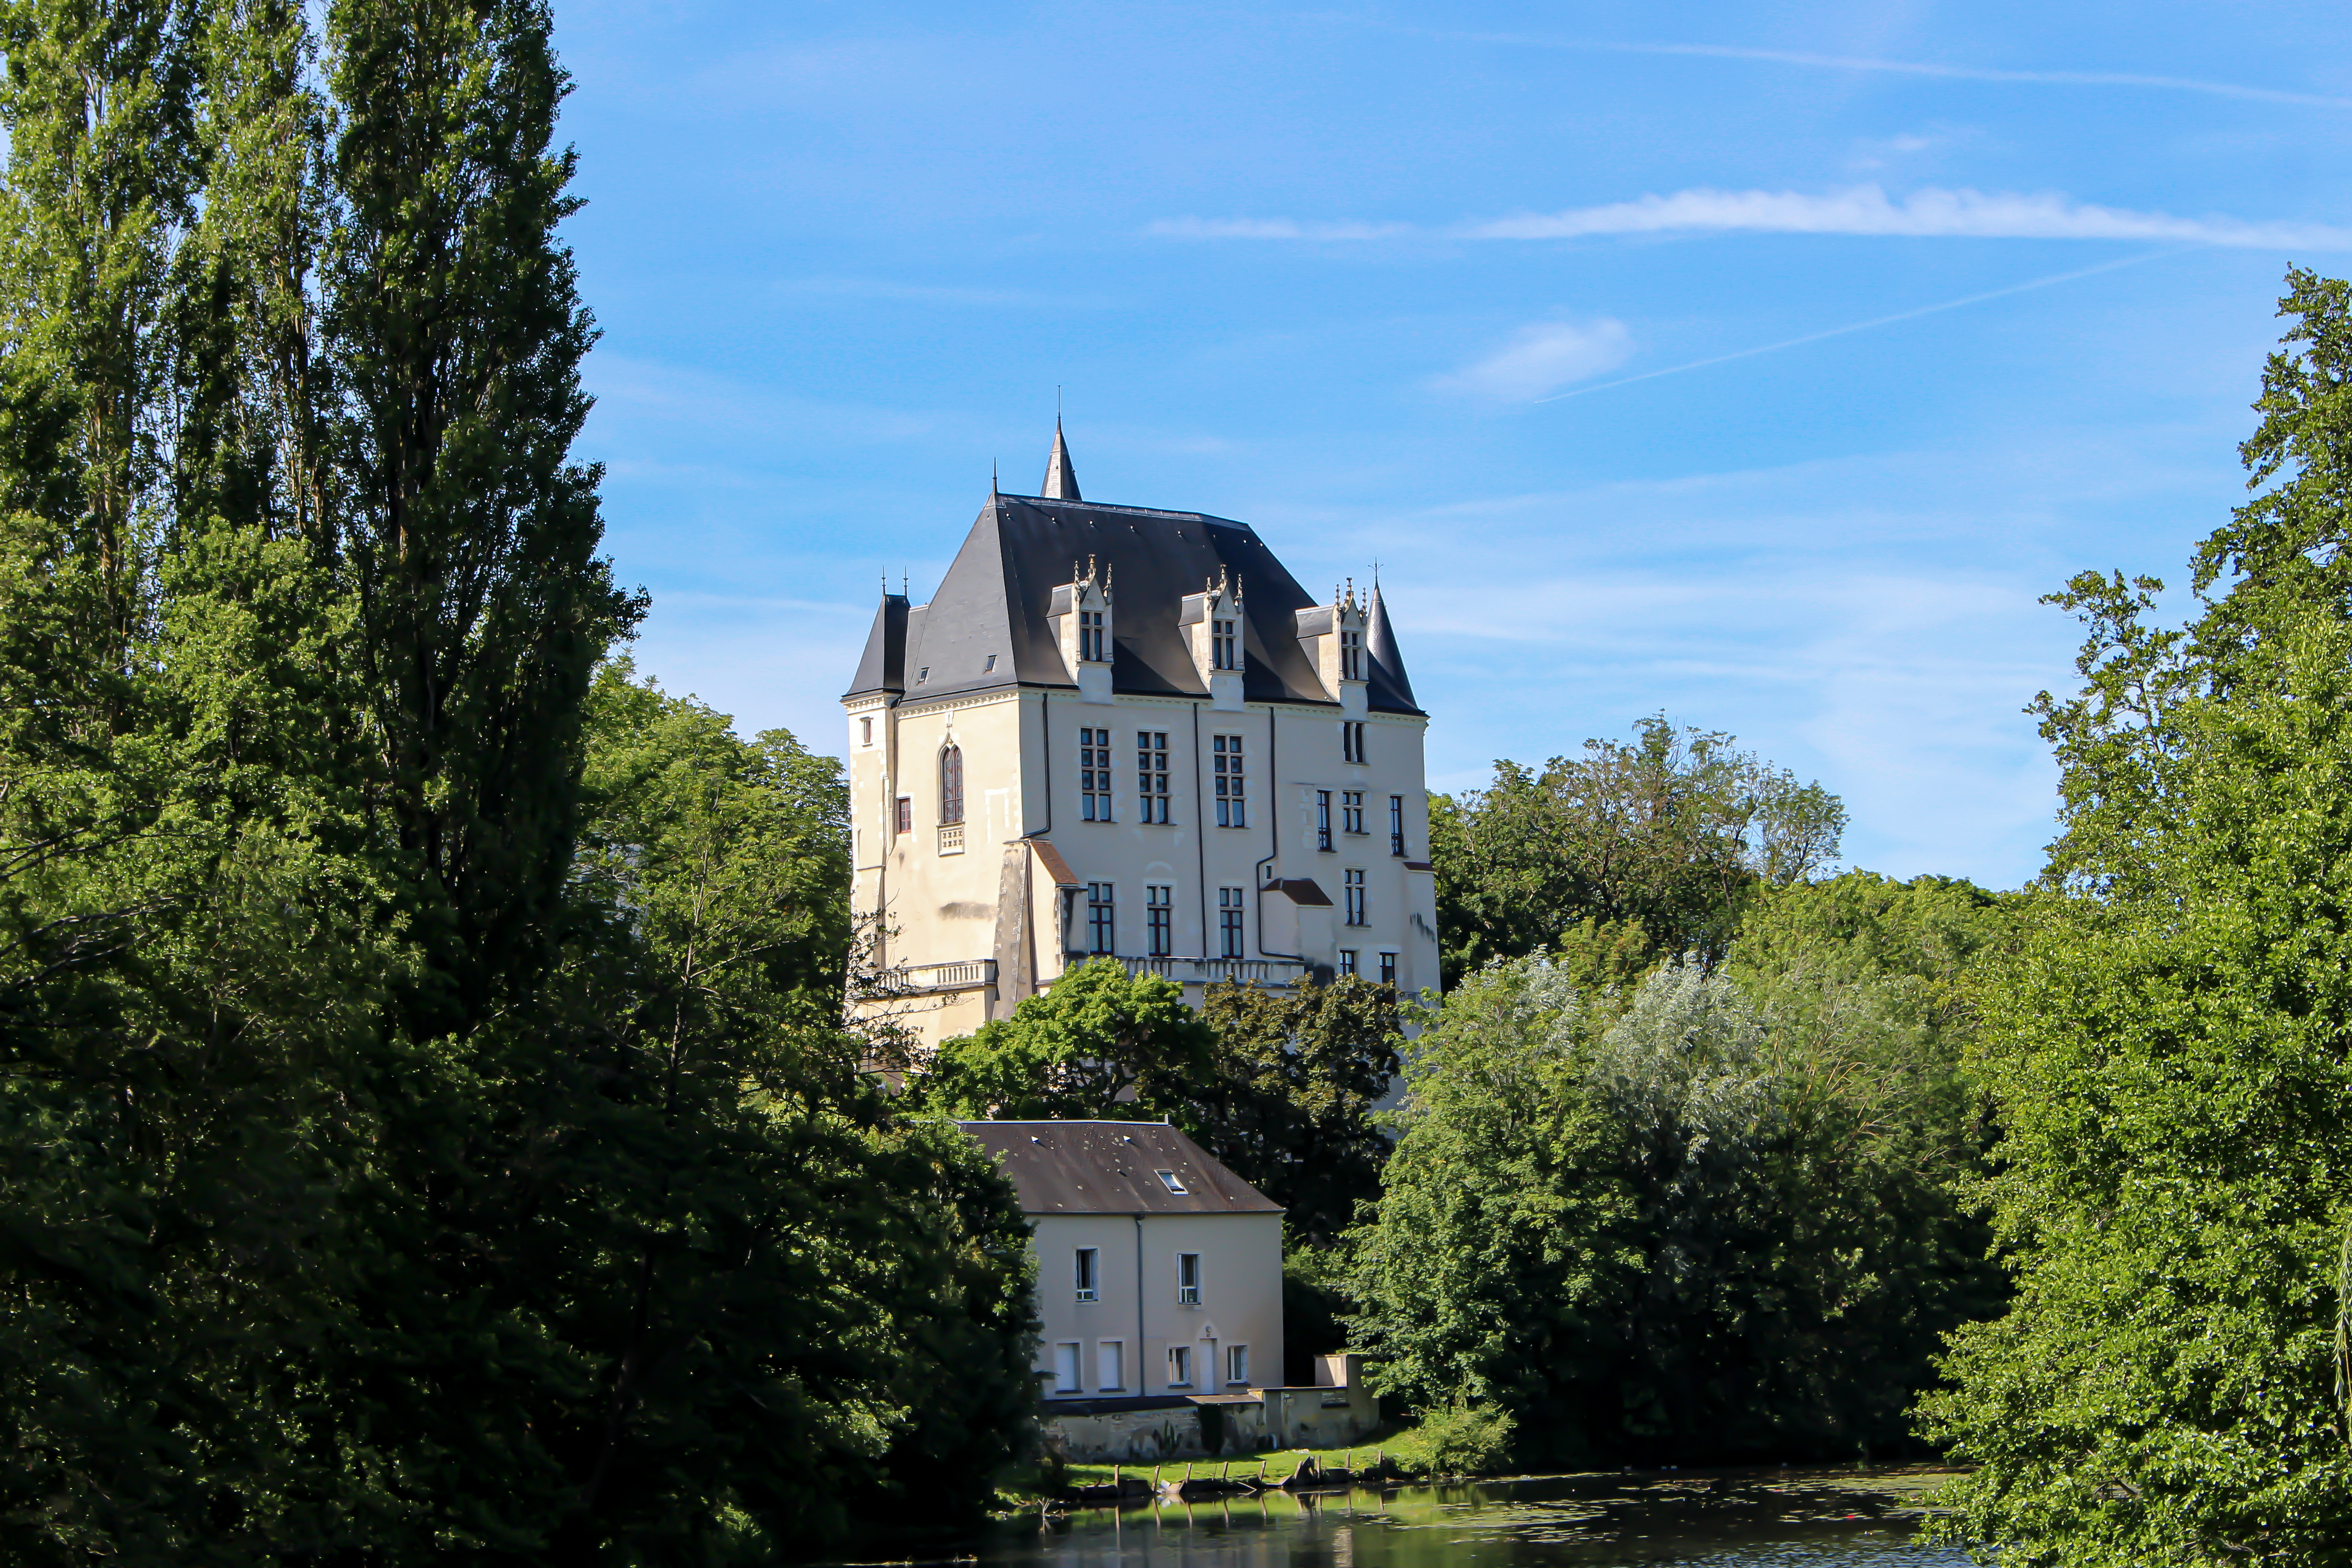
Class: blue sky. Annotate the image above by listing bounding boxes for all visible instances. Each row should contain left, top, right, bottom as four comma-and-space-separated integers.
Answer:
554, 1, 2352, 891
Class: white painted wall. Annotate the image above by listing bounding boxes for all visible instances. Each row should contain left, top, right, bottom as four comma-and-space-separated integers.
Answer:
1028, 1210, 1284, 1399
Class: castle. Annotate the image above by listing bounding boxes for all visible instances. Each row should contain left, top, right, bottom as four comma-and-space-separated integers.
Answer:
843, 425, 1438, 1048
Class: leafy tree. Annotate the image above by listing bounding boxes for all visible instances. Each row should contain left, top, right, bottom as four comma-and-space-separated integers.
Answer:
1921, 272, 2352, 1567
1430, 716, 1845, 986
909, 956, 1214, 1121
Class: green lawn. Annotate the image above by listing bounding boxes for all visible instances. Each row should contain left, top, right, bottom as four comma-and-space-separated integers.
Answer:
1002, 1425, 1428, 1503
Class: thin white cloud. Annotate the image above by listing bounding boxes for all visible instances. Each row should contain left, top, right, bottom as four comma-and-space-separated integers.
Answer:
1434, 318, 1635, 401
1152, 184, 2352, 250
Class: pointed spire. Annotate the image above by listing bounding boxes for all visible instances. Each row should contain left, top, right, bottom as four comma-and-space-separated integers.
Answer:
1366, 580, 1417, 710
1042, 416, 1082, 500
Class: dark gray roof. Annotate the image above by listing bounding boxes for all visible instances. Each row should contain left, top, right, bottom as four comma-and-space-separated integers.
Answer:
1366, 583, 1416, 712
842, 439, 1422, 714
958, 1120, 1283, 1216
848, 593, 910, 697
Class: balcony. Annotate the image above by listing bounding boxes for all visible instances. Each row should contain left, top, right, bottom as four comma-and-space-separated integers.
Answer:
876, 958, 996, 995
1099, 955, 1312, 987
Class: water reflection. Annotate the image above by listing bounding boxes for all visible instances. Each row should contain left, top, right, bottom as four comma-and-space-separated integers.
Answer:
948, 1468, 1966, 1568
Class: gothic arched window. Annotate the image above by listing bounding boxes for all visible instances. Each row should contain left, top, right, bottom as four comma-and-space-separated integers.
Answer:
940, 745, 964, 824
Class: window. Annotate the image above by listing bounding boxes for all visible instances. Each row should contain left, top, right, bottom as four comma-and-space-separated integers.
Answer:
1074, 1248, 1099, 1302
1342, 790, 1365, 835
1342, 720, 1367, 763
1341, 627, 1364, 681
1176, 1252, 1202, 1305
1136, 731, 1170, 823
1079, 727, 1112, 821
1219, 887, 1245, 959
859, 716, 872, 745
1155, 1169, 1189, 1194
1087, 883, 1116, 955
1098, 1341, 1125, 1393
938, 745, 963, 824
1212, 617, 1238, 671
1167, 1345, 1193, 1388
1390, 794, 1406, 857
1226, 1346, 1250, 1387
916, 666, 929, 685
1147, 885, 1173, 958
1212, 735, 1246, 827
1054, 1342, 1082, 1395
1080, 608, 1107, 663
983, 653, 997, 673
894, 796, 911, 835
1379, 951, 1398, 986
1344, 868, 1367, 926
1317, 790, 1333, 852
1338, 949, 1357, 976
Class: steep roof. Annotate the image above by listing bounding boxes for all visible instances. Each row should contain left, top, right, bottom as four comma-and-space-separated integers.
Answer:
1366, 582, 1416, 712
1042, 418, 1081, 500
958, 1120, 1282, 1216
845, 592, 910, 699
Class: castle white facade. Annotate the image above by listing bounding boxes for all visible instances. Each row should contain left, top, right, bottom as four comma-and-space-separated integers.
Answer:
844, 426, 1438, 1049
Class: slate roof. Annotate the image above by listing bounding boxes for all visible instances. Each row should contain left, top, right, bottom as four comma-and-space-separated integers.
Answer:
958, 1120, 1283, 1217
843, 435, 1422, 716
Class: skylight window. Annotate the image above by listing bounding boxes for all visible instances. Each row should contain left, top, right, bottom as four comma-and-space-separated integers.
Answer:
1155, 1170, 1189, 1194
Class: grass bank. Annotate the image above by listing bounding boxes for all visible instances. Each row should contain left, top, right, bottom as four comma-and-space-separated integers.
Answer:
1002, 1415, 1490, 1506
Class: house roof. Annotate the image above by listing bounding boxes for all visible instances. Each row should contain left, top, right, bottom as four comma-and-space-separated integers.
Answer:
958, 1120, 1283, 1217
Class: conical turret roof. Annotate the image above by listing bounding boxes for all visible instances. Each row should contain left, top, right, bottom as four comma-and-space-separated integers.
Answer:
1366, 581, 1416, 711
1041, 418, 1081, 500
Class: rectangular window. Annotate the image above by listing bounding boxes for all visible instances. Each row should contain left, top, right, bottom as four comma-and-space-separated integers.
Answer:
1219, 887, 1245, 959
1212, 735, 1246, 828
1098, 1341, 1125, 1393
1212, 617, 1238, 670
1088, 883, 1116, 955
1342, 720, 1367, 764
895, 796, 911, 835
1176, 1252, 1201, 1305
1137, 731, 1171, 823
1338, 949, 1357, 976
1342, 789, 1365, 835
1080, 608, 1107, 664
1147, 885, 1173, 958
1390, 794, 1406, 857
1078, 727, 1112, 821
1379, 951, 1398, 986
1074, 1248, 1098, 1302
1167, 1345, 1193, 1388
1226, 1345, 1250, 1387
1317, 790, 1333, 852
1054, 1342, 1083, 1395
1344, 868, 1367, 927
1341, 627, 1364, 681
860, 716, 872, 745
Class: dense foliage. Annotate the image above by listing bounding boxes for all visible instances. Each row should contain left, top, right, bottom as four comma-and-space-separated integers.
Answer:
1922, 270, 2352, 1566
0, 3, 1033, 1558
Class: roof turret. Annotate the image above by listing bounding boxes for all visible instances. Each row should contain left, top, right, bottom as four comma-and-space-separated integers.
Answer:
1041, 418, 1081, 500
1366, 580, 1416, 711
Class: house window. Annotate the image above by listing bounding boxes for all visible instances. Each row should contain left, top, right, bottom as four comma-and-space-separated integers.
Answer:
1079, 727, 1112, 821
1147, 885, 1173, 957
860, 716, 872, 745
1338, 949, 1357, 976
1080, 608, 1107, 663
1074, 1248, 1099, 1302
1226, 1345, 1250, 1387
1175, 1253, 1202, 1305
1212, 617, 1238, 670
1342, 790, 1365, 835
1341, 627, 1364, 681
1212, 735, 1246, 827
1098, 1341, 1125, 1393
1317, 790, 1333, 852
1219, 887, 1245, 959
1390, 794, 1405, 857
1137, 731, 1170, 823
1379, 951, 1398, 986
1155, 1169, 1189, 1194
894, 796, 911, 835
1342, 720, 1366, 764
983, 653, 997, 672
1054, 1342, 1083, 1395
1167, 1345, 1193, 1388
916, 666, 929, 685
1344, 868, 1366, 926
939, 745, 963, 824
1087, 883, 1116, 955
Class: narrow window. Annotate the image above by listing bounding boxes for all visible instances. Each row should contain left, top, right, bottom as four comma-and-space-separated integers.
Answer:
983, 652, 997, 673
1212, 617, 1238, 670
1079, 727, 1112, 821
1088, 883, 1116, 955
1098, 1341, 1125, 1392
1338, 949, 1357, 976
859, 716, 872, 745
1219, 887, 1245, 959
1389, 794, 1406, 857
1146, 885, 1173, 958
1342, 789, 1364, 835
916, 666, 929, 685
1342, 720, 1367, 764
1054, 1342, 1083, 1394
1341, 627, 1364, 681
1380, 951, 1398, 985
1317, 790, 1333, 852
1137, 731, 1170, 823
1176, 1253, 1202, 1305
1155, 1169, 1189, 1194
1226, 1345, 1250, 1387
894, 796, 911, 835
1212, 735, 1246, 828
938, 745, 963, 824
1074, 1248, 1099, 1302
1344, 868, 1366, 927
1080, 608, 1106, 663
1168, 1345, 1193, 1387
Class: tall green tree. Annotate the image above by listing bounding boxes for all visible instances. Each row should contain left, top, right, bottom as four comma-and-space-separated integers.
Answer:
909, 956, 1214, 1121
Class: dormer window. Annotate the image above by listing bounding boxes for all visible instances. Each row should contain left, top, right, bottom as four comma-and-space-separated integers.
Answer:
1080, 609, 1107, 663
1341, 628, 1364, 681
1212, 618, 1238, 670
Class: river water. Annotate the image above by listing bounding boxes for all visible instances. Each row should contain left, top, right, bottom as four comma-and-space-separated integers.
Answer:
896, 1467, 1971, 1568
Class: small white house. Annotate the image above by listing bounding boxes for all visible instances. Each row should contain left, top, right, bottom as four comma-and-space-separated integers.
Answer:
958, 1120, 1284, 1402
